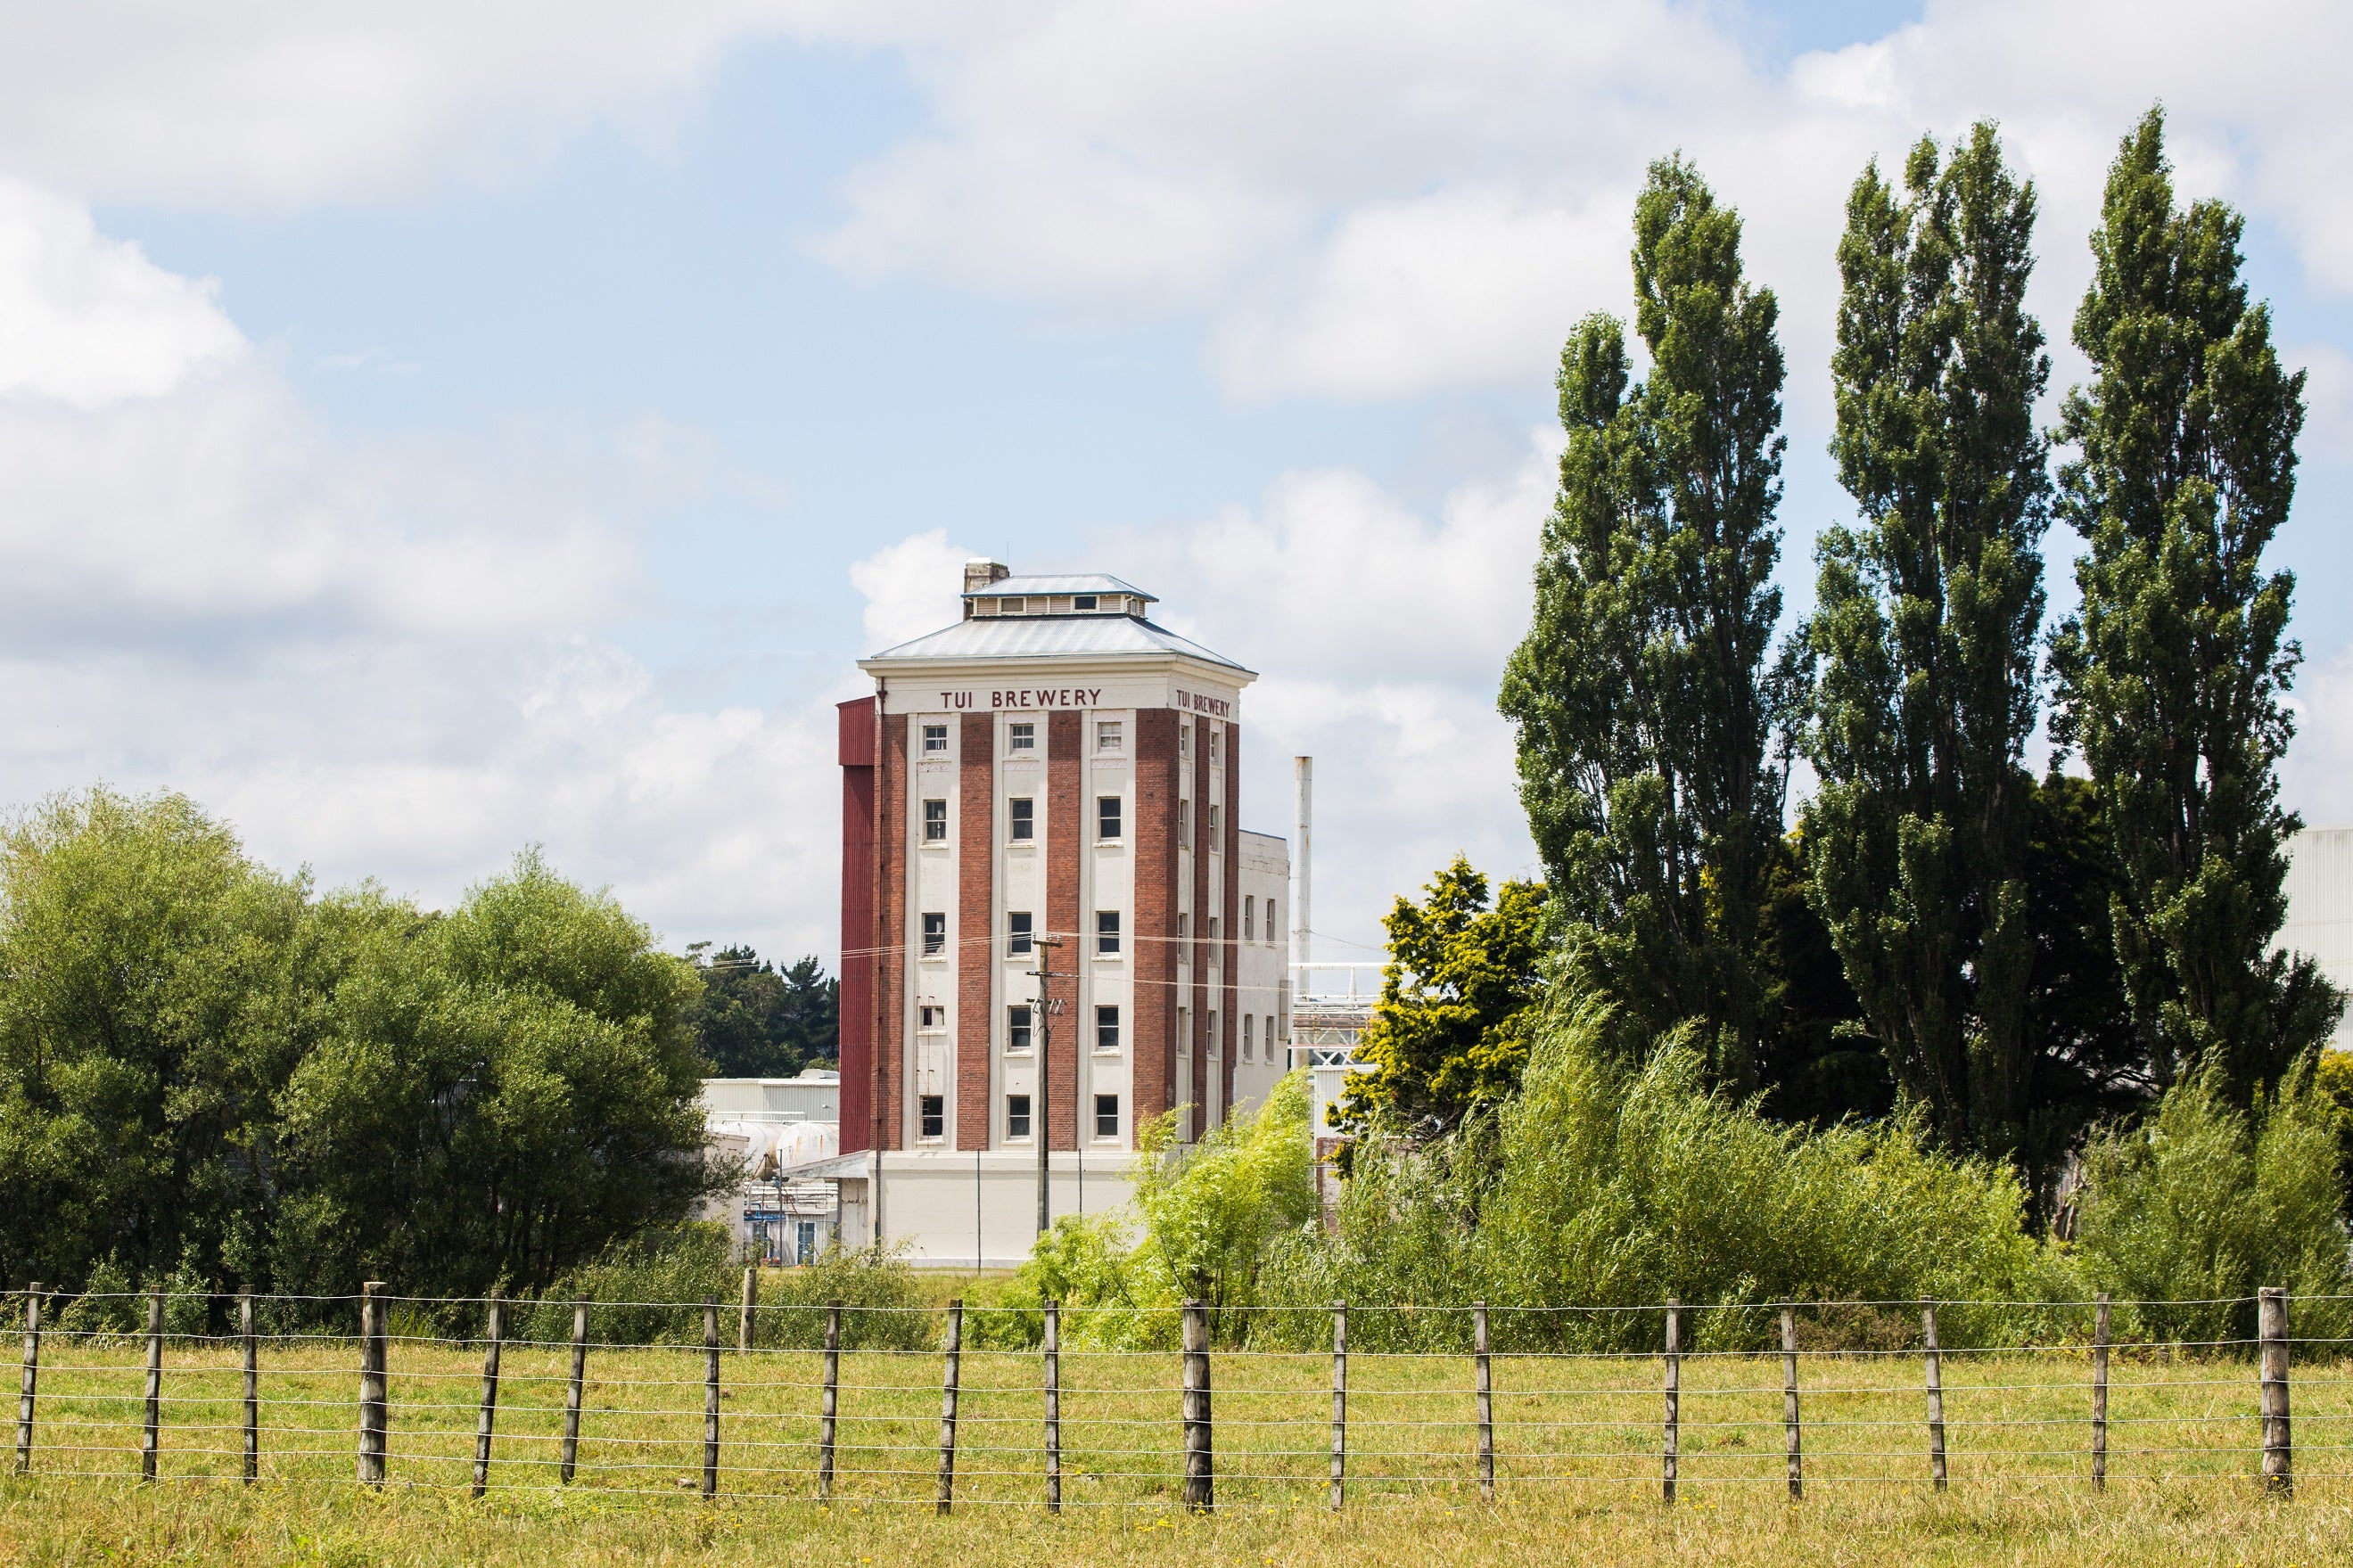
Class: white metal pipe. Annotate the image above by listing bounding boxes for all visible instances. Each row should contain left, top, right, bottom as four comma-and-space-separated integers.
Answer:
1294, 757, 1312, 971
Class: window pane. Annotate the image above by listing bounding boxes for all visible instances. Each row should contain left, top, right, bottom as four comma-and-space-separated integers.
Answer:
922, 913, 946, 956
1008, 722, 1035, 751
1098, 796, 1122, 840
923, 724, 948, 752
1008, 1006, 1033, 1053
920, 1096, 944, 1140
1008, 1095, 1032, 1139
1008, 911, 1033, 955
1243, 896, 1253, 939
1074, 594, 1098, 610
1094, 1094, 1119, 1139
1009, 797, 1033, 841
1244, 1016, 1254, 1060
1096, 910, 1120, 955
1096, 720, 1123, 751
924, 799, 947, 841
1096, 1005, 1119, 1052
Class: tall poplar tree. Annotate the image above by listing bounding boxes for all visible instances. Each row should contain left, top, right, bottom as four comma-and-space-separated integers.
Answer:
1803, 124, 2052, 1173
1498, 155, 1788, 1088
2049, 107, 2341, 1102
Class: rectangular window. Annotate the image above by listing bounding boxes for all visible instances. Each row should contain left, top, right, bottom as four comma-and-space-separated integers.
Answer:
922, 913, 946, 956
1208, 803, 1221, 841
1008, 721, 1035, 753
1074, 594, 1098, 610
919, 1096, 944, 1141
1003, 596, 1025, 613
1096, 1005, 1120, 1054
1008, 1005, 1033, 1053
1098, 795, 1122, 841
1007, 1094, 1033, 1139
1096, 719, 1123, 752
1094, 1094, 1120, 1140
1180, 724, 1191, 758
1243, 896, 1254, 940
1008, 797, 1034, 841
919, 1005, 945, 1030
1096, 910, 1121, 955
923, 723, 948, 753
923, 798, 947, 842
1179, 800, 1191, 846
1008, 911, 1033, 956
1178, 911, 1190, 940
1244, 1015, 1255, 1061
1209, 916, 1221, 941
1209, 730, 1219, 765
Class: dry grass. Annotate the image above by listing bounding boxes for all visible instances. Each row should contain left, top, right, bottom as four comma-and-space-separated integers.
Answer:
4, 1333, 2349, 1564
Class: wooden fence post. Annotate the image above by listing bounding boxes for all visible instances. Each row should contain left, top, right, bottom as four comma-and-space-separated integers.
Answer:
472, 1291, 504, 1498
1329, 1301, 1347, 1513
1663, 1300, 1681, 1505
1474, 1301, 1495, 1504
357, 1282, 386, 1487
1181, 1299, 1213, 1515
1922, 1299, 1946, 1491
239, 1291, 258, 1485
2091, 1292, 2110, 1493
936, 1298, 963, 1515
1043, 1299, 1062, 1515
559, 1298, 588, 1483
2261, 1286, 2291, 1495
740, 1268, 757, 1352
702, 1300, 720, 1498
1781, 1305, 1802, 1502
141, 1287, 164, 1482
819, 1301, 841, 1505
15, 1284, 39, 1476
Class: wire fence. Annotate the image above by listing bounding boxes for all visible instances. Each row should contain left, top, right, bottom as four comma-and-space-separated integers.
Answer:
4, 1283, 2324, 1510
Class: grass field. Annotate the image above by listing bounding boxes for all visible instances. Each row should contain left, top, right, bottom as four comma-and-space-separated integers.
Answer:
2, 1327, 2347, 1564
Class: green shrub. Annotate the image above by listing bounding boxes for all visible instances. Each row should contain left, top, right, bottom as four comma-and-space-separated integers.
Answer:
2074, 1069, 2352, 1345
517, 1223, 932, 1351
53, 1254, 212, 1339
983, 1073, 1320, 1350
1262, 998, 2077, 1350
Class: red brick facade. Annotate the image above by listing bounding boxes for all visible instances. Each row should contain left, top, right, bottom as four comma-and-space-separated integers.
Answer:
1045, 711, 1082, 1149
1133, 709, 1180, 1133
957, 712, 996, 1149
871, 711, 909, 1152
1222, 721, 1240, 1128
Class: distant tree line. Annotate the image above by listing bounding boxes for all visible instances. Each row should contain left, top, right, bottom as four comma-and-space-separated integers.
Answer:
1353, 107, 2338, 1219
685, 943, 838, 1079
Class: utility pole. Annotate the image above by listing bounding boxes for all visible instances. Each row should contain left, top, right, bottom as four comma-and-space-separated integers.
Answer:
1029, 934, 1065, 1236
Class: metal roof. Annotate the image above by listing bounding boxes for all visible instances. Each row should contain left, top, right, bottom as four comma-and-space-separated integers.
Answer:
863, 613, 1253, 674
963, 574, 1156, 601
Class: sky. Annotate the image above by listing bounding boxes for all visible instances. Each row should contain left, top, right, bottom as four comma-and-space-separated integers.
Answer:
2, 0, 2350, 969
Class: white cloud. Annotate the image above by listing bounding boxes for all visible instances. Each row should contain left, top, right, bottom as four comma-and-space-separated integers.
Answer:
0, 183, 846, 960
2284, 650, 2353, 832
0, 177, 242, 406
848, 528, 976, 650
1101, 434, 1555, 946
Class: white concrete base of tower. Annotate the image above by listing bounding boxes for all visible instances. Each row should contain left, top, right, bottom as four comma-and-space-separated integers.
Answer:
786, 1148, 1139, 1269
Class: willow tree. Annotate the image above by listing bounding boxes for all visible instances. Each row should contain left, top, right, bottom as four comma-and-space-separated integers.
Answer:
1499, 155, 1788, 1089
2049, 107, 2340, 1103
1803, 125, 2051, 1173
